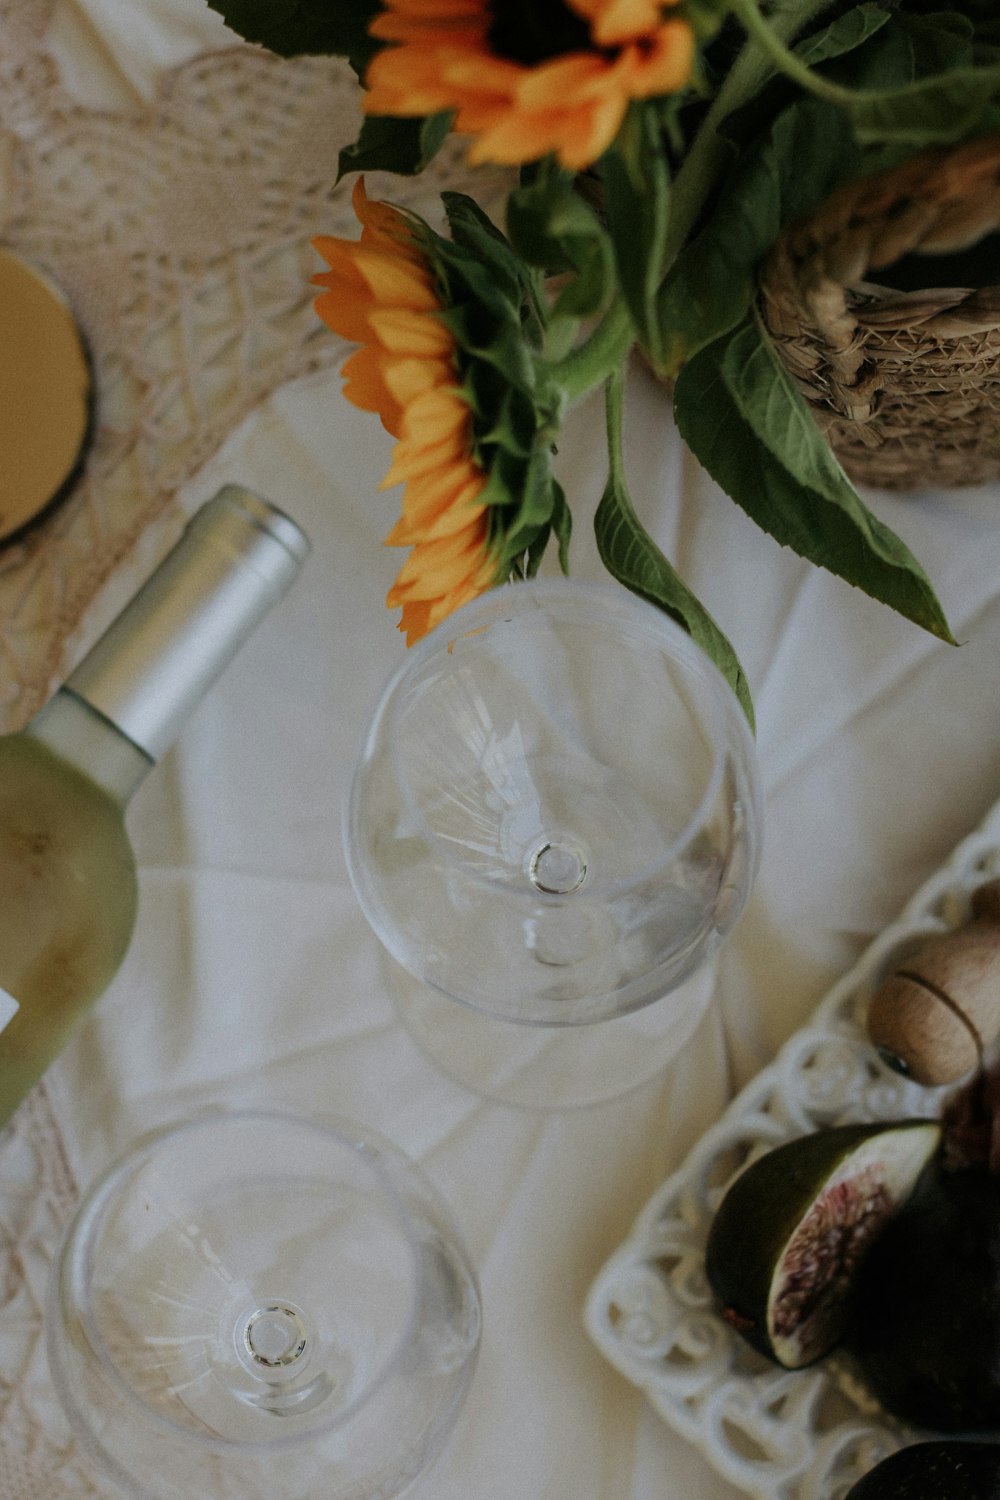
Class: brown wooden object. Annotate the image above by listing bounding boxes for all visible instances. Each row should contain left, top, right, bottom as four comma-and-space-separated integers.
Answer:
867, 879, 1000, 1086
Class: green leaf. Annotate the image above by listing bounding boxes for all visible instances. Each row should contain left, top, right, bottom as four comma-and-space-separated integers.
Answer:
845, 62, 1000, 144
673, 316, 955, 645
506, 165, 613, 324
441, 193, 532, 309
207, 0, 379, 66
599, 101, 671, 365
467, 382, 539, 457
519, 479, 571, 579
440, 301, 538, 393
594, 465, 754, 726
337, 111, 452, 180
549, 480, 573, 574
901, 12, 976, 74
656, 99, 862, 376
793, 2, 894, 69
502, 444, 559, 557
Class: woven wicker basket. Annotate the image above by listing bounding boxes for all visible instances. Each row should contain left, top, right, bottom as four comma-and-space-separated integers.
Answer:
757, 134, 1000, 490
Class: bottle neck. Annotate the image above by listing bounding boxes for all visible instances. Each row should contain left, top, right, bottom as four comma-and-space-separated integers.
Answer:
23, 688, 154, 807
59, 485, 310, 764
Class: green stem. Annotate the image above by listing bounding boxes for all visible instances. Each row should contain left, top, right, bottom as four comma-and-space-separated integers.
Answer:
604, 362, 627, 490
728, 0, 855, 106
663, 0, 837, 266
545, 298, 634, 404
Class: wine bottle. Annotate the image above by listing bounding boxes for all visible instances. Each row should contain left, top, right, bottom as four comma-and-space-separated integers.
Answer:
0, 484, 310, 1125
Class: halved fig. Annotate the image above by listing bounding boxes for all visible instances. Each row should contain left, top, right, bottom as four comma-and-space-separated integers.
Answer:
704, 1120, 941, 1369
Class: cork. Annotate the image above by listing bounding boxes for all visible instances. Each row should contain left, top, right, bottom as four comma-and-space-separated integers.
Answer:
867, 879, 1000, 1086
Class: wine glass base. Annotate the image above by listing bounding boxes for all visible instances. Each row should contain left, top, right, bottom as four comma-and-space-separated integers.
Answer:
386, 954, 718, 1110
47, 1112, 481, 1500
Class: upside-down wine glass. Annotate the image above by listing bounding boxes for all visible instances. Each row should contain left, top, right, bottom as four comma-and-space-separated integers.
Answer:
46, 1109, 481, 1500
345, 578, 762, 1109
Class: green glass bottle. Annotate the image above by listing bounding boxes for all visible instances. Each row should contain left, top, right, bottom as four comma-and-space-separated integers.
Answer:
0, 485, 309, 1124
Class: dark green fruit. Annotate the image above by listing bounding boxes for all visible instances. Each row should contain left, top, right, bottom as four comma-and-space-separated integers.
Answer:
705, 1120, 940, 1369
845, 1440, 1000, 1498
851, 1164, 1000, 1431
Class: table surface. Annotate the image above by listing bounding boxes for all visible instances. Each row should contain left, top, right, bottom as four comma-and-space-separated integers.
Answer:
14, 4, 1000, 1497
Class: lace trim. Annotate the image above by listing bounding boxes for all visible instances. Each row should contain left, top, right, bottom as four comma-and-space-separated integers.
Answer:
0, 1081, 100, 1497
0, 0, 508, 729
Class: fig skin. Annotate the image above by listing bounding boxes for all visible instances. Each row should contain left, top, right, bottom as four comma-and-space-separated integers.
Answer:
844, 1440, 1000, 1499
850, 1165, 1000, 1432
704, 1120, 940, 1370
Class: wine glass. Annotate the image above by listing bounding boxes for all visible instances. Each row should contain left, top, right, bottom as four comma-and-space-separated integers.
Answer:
46, 1110, 481, 1500
345, 578, 762, 1109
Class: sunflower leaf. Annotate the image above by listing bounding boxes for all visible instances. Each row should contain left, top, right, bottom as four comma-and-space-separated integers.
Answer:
520, 480, 570, 579
550, 480, 573, 574
845, 61, 1000, 144
206, 0, 379, 67
480, 442, 561, 572
441, 193, 535, 308
502, 443, 560, 558
673, 315, 955, 645
337, 111, 452, 180
506, 164, 613, 322
440, 302, 538, 393
792, 2, 893, 68
599, 101, 671, 364
655, 98, 863, 377
468, 382, 538, 457
594, 462, 753, 726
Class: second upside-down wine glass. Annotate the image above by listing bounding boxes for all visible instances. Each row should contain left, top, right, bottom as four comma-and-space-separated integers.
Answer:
47, 1110, 481, 1499
345, 578, 762, 1109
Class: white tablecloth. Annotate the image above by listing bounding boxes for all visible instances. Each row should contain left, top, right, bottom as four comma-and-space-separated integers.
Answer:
27, 4, 1000, 1497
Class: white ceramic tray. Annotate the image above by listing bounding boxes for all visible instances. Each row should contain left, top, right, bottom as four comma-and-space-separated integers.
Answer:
585, 796, 1000, 1500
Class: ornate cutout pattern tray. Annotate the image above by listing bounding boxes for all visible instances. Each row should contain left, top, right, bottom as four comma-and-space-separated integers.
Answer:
585, 796, 1000, 1500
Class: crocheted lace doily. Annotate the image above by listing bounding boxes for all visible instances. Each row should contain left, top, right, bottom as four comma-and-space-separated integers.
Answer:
0, 4, 509, 1491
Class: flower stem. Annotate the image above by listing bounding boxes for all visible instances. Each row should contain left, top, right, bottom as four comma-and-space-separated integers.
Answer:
727, 0, 855, 107
604, 362, 627, 490
663, 0, 837, 265
546, 298, 634, 404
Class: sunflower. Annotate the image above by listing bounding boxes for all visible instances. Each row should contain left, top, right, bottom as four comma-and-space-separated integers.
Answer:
363, 0, 695, 171
312, 179, 503, 645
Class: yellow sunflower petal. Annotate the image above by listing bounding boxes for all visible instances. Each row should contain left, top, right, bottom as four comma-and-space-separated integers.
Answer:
312, 282, 375, 345
352, 179, 408, 241
367, 307, 455, 357
399, 388, 470, 446
624, 21, 695, 96
514, 52, 615, 107
380, 355, 457, 408
380, 430, 469, 488
351, 250, 439, 310
339, 346, 404, 434
389, 525, 491, 595
568, 0, 662, 45
314, 174, 498, 644
395, 459, 481, 516
386, 476, 485, 543
392, 543, 500, 643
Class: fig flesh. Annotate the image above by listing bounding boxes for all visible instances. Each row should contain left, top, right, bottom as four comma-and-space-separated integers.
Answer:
851, 1162, 1000, 1432
705, 1120, 940, 1369
845, 1440, 1000, 1499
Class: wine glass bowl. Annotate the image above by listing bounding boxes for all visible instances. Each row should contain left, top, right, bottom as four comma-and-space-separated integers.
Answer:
346, 579, 762, 1106
47, 1110, 481, 1500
